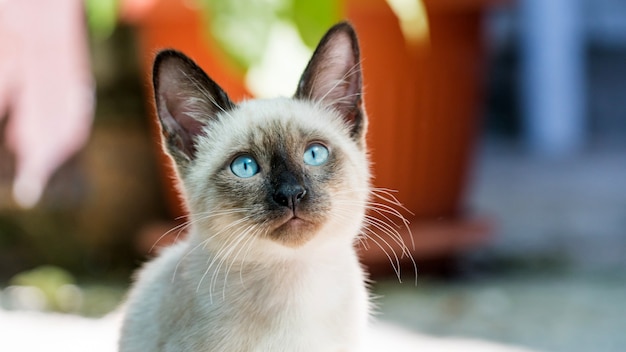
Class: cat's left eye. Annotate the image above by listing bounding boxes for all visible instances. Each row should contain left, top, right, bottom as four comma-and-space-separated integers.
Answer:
230, 155, 259, 178
303, 143, 329, 166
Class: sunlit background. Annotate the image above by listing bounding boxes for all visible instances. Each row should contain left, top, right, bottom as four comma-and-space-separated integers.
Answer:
0, 0, 625, 351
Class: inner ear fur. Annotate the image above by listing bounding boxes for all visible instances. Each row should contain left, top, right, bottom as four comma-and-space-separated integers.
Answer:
152, 50, 235, 166
295, 22, 365, 142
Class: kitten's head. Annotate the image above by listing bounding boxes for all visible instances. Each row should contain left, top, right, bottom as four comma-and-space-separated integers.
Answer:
153, 23, 369, 253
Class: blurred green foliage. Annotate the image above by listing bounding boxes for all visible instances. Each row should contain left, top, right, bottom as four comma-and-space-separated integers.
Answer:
291, 0, 340, 48
194, 0, 341, 70
85, 0, 341, 70
6, 265, 127, 316
85, 0, 119, 40
10, 266, 76, 293
10, 266, 79, 312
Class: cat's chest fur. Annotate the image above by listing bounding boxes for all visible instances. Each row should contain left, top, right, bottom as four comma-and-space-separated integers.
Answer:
127, 239, 368, 352
198, 247, 366, 351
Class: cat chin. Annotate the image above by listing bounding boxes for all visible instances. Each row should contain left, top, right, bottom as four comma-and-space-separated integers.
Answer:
267, 216, 322, 248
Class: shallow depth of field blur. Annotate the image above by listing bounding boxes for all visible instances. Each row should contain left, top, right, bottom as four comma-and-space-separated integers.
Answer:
1, 0, 625, 351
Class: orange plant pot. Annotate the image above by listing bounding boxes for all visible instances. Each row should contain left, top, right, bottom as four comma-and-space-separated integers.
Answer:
345, 0, 495, 267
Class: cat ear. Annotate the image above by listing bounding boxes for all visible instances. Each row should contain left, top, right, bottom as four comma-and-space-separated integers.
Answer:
295, 22, 366, 142
152, 50, 235, 166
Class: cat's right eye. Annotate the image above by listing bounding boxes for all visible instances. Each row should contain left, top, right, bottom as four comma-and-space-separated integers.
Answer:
230, 155, 259, 178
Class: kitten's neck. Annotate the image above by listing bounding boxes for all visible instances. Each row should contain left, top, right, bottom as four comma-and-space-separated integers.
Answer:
180, 228, 363, 305
186, 227, 358, 270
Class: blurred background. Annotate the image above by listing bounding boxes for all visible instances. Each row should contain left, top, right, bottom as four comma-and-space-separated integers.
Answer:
0, 0, 625, 351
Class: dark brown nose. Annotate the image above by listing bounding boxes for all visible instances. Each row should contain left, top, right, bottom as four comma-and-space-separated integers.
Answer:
273, 183, 307, 210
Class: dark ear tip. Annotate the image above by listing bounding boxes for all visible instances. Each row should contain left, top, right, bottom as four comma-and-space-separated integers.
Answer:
153, 49, 189, 71
327, 21, 358, 40
152, 49, 201, 91
320, 22, 360, 59
155, 49, 187, 60
331, 21, 355, 32
153, 49, 180, 84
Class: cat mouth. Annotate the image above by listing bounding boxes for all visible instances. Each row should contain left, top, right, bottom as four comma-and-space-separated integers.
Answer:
268, 212, 320, 246
272, 206, 307, 224
277, 214, 308, 228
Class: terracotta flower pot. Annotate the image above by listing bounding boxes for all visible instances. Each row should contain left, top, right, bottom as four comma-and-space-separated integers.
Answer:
345, 0, 495, 271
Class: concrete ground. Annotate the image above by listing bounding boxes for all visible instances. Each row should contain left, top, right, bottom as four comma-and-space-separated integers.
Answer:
0, 308, 538, 352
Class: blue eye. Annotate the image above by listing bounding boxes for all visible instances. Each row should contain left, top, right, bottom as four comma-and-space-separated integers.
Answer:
303, 143, 329, 166
230, 155, 259, 178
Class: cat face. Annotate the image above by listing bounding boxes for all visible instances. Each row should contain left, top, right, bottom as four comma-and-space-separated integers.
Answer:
153, 23, 369, 249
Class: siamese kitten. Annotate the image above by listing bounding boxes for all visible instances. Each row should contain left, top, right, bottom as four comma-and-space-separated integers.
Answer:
120, 22, 385, 352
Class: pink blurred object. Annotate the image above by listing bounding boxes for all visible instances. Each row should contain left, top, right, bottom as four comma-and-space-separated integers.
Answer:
119, 0, 158, 23
0, 0, 94, 208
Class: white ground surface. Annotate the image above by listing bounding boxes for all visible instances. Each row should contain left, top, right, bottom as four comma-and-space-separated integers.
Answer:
0, 309, 535, 352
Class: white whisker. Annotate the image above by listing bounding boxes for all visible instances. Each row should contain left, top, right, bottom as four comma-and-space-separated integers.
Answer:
171, 209, 251, 283
317, 61, 363, 105
220, 224, 262, 299
332, 186, 418, 284
197, 216, 254, 297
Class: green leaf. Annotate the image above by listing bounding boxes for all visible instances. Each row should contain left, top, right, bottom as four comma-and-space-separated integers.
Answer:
199, 0, 290, 70
199, 0, 343, 71
85, 0, 119, 40
292, 0, 341, 49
